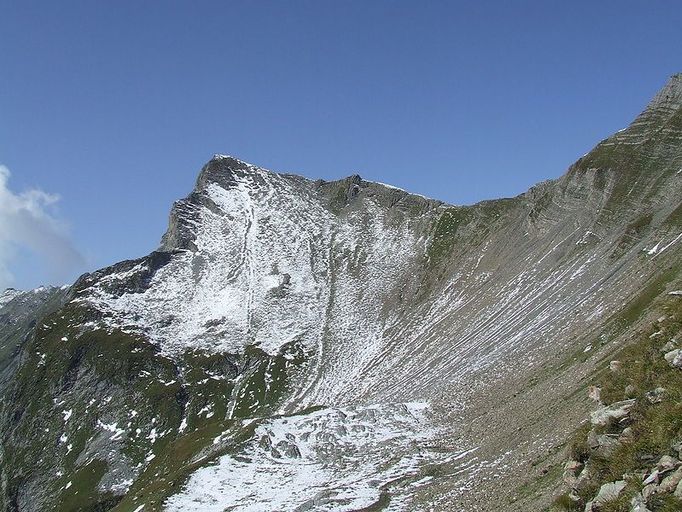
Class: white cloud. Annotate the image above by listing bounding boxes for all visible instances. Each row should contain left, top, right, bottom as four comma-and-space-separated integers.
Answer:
0, 165, 85, 290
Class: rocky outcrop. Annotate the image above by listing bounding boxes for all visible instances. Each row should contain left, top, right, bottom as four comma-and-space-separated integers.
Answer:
589, 400, 636, 428
588, 480, 626, 510
664, 348, 682, 368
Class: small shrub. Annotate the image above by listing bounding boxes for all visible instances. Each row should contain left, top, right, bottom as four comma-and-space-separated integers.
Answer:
649, 493, 682, 512
553, 493, 580, 511
568, 423, 592, 463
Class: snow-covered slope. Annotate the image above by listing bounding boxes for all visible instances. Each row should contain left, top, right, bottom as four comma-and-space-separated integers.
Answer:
164, 402, 464, 512
79, 161, 336, 356
0, 289, 22, 308
77, 159, 434, 361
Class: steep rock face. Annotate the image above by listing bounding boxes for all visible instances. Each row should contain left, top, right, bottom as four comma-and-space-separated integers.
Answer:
0, 286, 71, 511
1, 75, 681, 512
0, 286, 69, 388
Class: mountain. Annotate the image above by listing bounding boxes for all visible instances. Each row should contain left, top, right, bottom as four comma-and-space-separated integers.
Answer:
1, 74, 682, 512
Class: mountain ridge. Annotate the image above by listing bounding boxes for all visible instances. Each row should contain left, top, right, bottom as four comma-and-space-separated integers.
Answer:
0, 74, 681, 512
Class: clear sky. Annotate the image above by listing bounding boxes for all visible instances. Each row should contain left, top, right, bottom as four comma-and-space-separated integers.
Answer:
1, 1, 681, 290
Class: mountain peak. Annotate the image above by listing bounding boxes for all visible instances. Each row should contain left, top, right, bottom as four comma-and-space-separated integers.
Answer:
646, 72, 682, 110
0, 288, 21, 307
195, 154, 271, 192
209, 153, 252, 166
599, 72, 682, 146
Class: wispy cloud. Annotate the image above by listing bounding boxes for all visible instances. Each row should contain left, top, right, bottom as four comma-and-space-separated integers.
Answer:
0, 165, 85, 290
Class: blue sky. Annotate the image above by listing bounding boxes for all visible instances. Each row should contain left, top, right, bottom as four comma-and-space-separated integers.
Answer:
1, 1, 681, 290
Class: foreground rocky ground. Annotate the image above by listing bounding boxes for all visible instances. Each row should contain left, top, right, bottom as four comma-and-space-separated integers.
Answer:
553, 292, 682, 512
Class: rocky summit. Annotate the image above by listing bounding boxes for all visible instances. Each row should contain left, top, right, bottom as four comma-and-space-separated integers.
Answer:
1, 74, 682, 512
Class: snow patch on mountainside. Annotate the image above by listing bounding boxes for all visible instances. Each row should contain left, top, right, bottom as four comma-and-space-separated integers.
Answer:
0, 288, 21, 307
164, 402, 471, 512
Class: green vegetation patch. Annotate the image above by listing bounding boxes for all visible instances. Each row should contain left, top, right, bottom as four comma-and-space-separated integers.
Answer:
426, 207, 472, 264
425, 198, 518, 268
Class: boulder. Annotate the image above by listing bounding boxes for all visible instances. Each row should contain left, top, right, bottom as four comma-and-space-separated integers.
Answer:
620, 427, 635, 443
672, 351, 682, 368
643, 470, 660, 485
675, 478, 682, 498
657, 455, 680, 473
658, 467, 682, 493
594, 434, 621, 457
664, 348, 680, 363
664, 349, 682, 368
590, 400, 636, 427
630, 494, 651, 512
275, 440, 301, 459
646, 387, 666, 404
642, 483, 658, 501
609, 360, 622, 372
660, 341, 677, 353
593, 481, 627, 507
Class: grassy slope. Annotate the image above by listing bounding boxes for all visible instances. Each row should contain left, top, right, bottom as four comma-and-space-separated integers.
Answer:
552, 289, 682, 511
